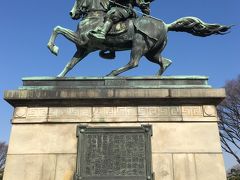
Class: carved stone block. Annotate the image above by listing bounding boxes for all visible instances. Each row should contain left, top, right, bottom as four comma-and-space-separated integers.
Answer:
92, 107, 137, 122
182, 106, 203, 117
138, 106, 182, 122
203, 105, 217, 117
13, 107, 48, 123
14, 107, 27, 118
48, 107, 92, 122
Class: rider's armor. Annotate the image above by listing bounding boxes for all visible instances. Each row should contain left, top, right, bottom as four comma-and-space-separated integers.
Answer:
89, 0, 150, 40
89, 0, 135, 40
107, 0, 135, 22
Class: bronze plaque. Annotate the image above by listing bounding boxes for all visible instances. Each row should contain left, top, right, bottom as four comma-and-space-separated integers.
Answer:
74, 125, 153, 180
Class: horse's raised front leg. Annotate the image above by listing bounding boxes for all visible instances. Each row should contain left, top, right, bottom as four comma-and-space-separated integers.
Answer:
47, 26, 79, 56
106, 34, 146, 76
58, 49, 90, 77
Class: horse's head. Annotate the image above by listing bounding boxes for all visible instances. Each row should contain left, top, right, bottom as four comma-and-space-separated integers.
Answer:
70, 0, 109, 20
70, 0, 85, 20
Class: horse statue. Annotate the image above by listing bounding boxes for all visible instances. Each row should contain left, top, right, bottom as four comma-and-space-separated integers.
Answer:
47, 0, 230, 77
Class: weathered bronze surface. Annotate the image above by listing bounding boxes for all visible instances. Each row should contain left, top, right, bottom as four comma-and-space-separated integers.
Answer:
20, 76, 211, 89
75, 125, 153, 180
47, 0, 230, 77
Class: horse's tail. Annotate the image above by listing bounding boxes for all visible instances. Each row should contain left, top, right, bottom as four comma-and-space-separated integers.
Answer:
167, 16, 231, 37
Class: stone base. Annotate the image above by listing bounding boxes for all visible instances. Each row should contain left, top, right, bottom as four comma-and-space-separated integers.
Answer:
3, 77, 226, 180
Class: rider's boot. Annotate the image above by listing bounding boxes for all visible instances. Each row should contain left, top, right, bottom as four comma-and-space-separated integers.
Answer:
89, 20, 113, 40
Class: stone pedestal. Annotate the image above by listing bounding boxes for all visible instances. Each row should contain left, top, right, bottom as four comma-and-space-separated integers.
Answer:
3, 76, 227, 180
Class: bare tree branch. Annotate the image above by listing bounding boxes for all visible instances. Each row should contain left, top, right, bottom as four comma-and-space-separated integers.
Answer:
218, 75, 240, 165
0, 142, 8, 170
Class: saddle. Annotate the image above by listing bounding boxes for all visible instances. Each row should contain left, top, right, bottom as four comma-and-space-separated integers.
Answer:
108, 20, 130, 35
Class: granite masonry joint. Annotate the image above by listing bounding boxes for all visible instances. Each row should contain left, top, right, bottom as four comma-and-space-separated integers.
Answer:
4, 88, 225, 107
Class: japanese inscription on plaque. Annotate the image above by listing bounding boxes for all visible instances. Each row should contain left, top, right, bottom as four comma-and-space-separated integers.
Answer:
74, 125, 153, 180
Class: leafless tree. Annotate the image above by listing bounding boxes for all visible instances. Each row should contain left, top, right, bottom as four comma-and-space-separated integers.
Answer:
0, 142, 8, 170
218, 75, 240, 164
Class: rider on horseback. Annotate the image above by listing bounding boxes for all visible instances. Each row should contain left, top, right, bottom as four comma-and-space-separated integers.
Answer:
48, 0, 231, 77
89, 0, 150, 40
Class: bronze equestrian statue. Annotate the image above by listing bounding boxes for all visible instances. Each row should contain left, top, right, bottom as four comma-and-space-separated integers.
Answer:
47, 0, 230, 77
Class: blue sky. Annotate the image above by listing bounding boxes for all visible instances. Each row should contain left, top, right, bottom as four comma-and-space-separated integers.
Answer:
0, 0, 239, 169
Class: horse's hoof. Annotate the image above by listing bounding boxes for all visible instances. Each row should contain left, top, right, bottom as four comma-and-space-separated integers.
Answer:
106, 72, 117, 76
158, 58, 172, 76
162, 58, 172, 70
106, 74, 114, 77
52, 46, 59, 56
57, 72, 65, 77
157, 69, 164, 76
47, 43, 59, 56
